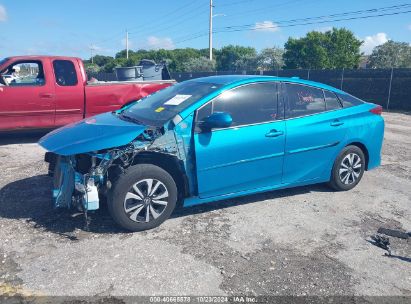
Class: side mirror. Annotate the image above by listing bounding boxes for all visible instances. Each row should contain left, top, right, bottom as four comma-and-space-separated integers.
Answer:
200, 112, 233, 131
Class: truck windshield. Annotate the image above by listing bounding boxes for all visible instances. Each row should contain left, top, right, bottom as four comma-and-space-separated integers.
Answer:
121, 81, 222, 126
0, 58, 9, 68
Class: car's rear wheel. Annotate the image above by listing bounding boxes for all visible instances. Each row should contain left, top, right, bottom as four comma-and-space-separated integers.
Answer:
108, 164, 177, 231
328, 145, 365, 191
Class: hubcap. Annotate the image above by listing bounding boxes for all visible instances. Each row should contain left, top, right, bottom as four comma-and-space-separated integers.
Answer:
124, 178, 169, 223
339, 153, 362, 185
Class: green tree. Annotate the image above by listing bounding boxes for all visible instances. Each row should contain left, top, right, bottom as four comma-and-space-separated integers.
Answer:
234, 54, 259, 71
182, 57, 216, 72
114, 48, 202, 72
168, 48, 202, 72
217, 45, 257, 71
102, 57, 127, 73
368, 40, 411, 68
257, 47, 284, 70
283, 28, 362, 69
92, 55, 114, 67
326, 28, 362, 68
84, 63, 100, 74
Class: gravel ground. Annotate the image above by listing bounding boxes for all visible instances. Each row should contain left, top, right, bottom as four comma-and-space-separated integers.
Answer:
0, 112, 410, 300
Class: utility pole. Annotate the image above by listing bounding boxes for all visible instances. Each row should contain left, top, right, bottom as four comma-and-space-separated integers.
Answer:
209, 0, 213, 61
90, 45, 95, 64
126, 30, 129, 59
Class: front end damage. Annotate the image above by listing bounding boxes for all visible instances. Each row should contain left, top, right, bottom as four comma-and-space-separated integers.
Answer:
44, 124, 190, 216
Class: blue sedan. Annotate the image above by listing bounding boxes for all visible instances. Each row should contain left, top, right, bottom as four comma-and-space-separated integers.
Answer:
39, 75, 384, 231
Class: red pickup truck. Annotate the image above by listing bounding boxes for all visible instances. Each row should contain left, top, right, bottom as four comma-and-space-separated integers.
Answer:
0, 56, 175, 131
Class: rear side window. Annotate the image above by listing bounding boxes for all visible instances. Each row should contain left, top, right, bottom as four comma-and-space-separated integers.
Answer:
337, 93, 364, 108
53, 60, 78, 86
284, 83, 325, 118
324, 90, 342, 110
197, 82, 278, 128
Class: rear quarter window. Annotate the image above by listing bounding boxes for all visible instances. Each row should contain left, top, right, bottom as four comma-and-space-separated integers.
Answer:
337, 93, 364, 108
324, 90, 342, 110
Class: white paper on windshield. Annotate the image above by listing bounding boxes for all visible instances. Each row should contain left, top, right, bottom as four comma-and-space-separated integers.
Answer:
164, 94, 192, 106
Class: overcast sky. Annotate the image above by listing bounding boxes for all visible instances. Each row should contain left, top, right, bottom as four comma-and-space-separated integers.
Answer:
0, 0, 410, 59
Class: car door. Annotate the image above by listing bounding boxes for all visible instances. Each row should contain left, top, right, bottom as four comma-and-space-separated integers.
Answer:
282, 82, 347, 184
0, 59, 55, 131
194, 82, 286, 199
53, 59, 85, 126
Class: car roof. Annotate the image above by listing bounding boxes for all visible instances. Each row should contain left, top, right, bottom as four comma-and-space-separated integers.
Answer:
191, 75, 347, 95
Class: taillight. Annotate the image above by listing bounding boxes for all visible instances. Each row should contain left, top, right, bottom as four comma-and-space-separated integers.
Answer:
369, 105, 382, 115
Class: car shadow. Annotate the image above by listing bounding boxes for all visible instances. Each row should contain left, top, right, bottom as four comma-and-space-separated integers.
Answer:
0, 130, 49, 146
0, 174, 333, 238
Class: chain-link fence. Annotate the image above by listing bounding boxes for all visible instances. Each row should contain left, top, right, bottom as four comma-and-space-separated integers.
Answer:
170, 68, 411, 111
90, 68, 411, 111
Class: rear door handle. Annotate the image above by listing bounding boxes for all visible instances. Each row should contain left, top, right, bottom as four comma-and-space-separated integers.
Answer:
39, 93, 54, 99
330, 120, 344, 127
265, 129, 284, 137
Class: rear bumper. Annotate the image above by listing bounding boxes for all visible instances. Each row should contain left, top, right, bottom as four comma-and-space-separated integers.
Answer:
367, 116, 385, 171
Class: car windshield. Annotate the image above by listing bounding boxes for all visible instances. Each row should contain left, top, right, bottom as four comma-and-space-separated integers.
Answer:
121, 81, 222, 126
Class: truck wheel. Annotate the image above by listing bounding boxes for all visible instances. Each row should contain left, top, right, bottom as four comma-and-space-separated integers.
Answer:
328, 145, 365, 191
108, 164, 177, 231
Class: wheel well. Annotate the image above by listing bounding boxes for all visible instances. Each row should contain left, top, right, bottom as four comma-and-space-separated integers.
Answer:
132, 152, 189, 203
346, 142, 369, 170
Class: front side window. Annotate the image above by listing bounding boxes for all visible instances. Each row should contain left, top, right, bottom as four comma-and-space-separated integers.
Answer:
324, 90, 342, 110
197, 82, 278, 129
53, 60, 78, 86
0, 61, 45, 86
285, 83, 325, 118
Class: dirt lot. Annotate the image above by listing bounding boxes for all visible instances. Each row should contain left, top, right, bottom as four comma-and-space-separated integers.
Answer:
0, 113, 410, 300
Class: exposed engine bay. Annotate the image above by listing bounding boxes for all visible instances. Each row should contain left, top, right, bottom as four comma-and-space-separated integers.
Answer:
45, 124, 187, 217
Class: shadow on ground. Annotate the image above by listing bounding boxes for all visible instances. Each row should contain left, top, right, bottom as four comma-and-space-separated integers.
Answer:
0, 174, 335, 238
0, 130, 49, 146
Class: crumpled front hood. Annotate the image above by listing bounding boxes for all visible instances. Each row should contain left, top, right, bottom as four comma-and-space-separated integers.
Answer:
39, 112, 147, 156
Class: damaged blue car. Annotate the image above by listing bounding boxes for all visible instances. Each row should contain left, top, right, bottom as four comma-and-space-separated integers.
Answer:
39, 75, 384, 231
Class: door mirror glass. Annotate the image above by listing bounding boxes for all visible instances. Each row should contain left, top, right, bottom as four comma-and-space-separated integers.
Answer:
200, 112, 233, 131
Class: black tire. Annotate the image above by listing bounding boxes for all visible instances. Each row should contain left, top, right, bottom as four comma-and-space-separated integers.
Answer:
108, 164, 177, 231
328, 145, 365, 191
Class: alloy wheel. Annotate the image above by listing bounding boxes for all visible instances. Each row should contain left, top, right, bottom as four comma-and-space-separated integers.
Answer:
339, 153, 362, 185
123, 178, 169, 223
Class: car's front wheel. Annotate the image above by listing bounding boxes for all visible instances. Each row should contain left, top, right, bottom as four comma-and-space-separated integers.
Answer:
328, 145, 365, 191
108, 164, 177, 231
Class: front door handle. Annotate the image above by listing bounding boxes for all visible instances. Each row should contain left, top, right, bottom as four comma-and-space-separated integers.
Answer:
330, 120, 344, 127
265, 129, 284, 137
39, 93, 54, 99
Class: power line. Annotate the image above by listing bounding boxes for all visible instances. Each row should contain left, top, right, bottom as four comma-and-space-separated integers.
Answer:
172, 3, 411, 42
217, 0, 260, 7
127, 0, 205, 36
92, 0, 203, 48
216, 3, 411, 31
173, 6, 411, 44
129, 6, 208, 38
215, 0, 307, 22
